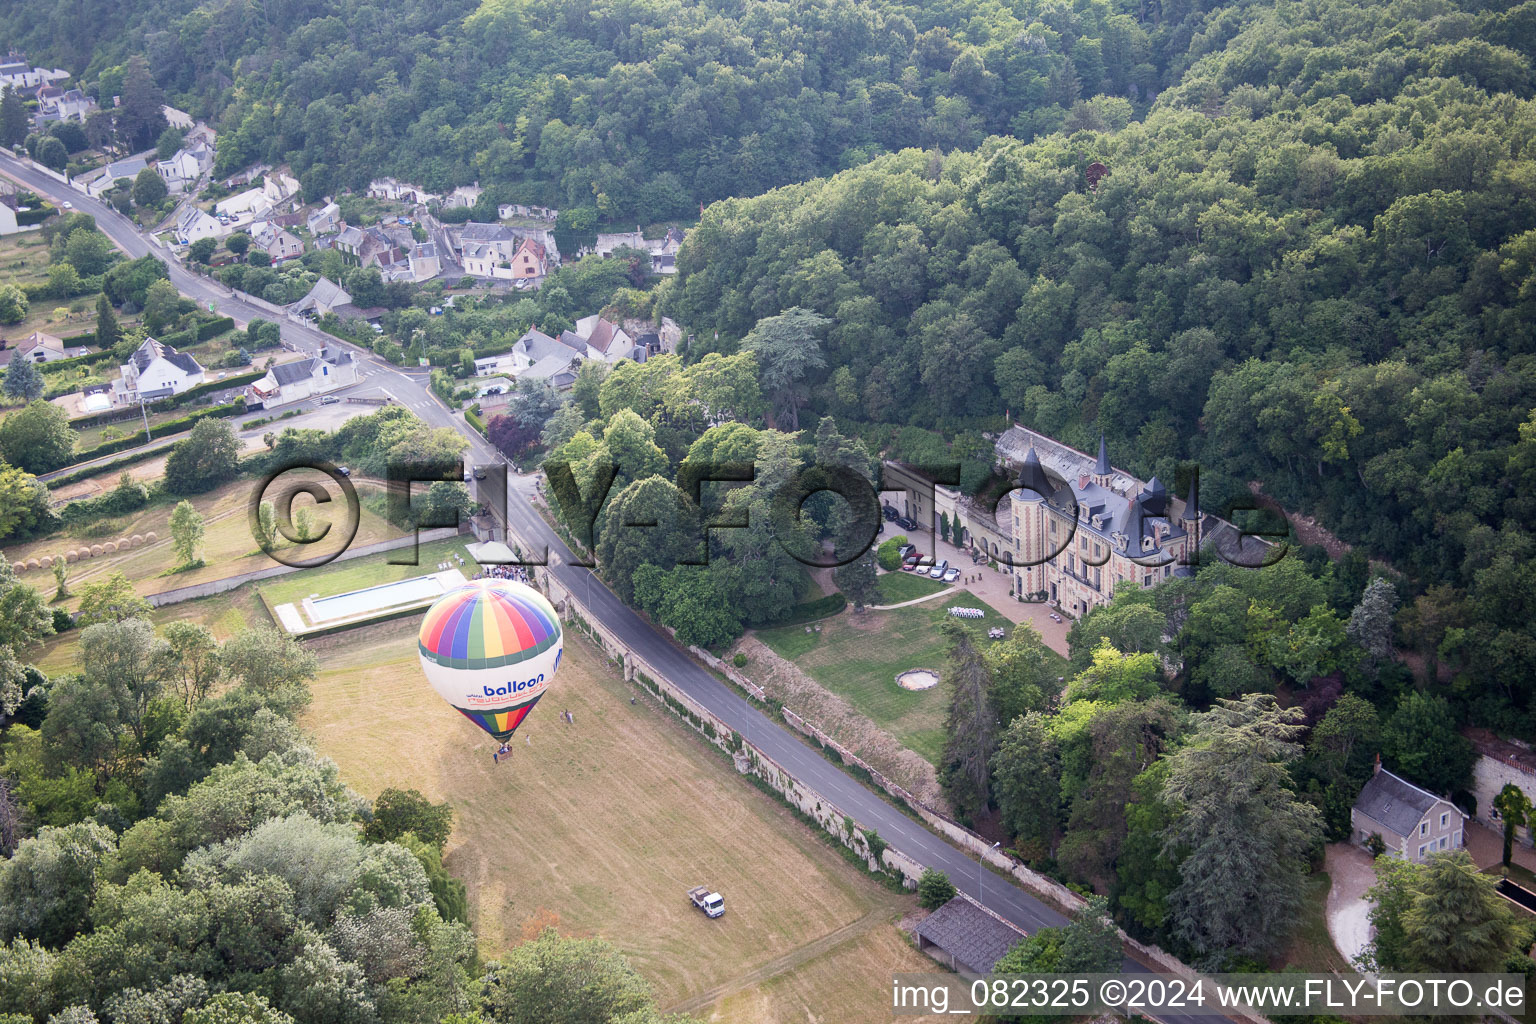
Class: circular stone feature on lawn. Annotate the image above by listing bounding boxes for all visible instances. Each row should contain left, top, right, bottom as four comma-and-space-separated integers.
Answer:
897, 668, 940, 691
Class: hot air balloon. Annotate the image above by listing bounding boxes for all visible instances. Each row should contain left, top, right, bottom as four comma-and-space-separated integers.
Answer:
417, 579, 563, 743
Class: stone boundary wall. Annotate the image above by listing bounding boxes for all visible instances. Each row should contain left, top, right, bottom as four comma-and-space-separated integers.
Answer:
146, 527, 462, 608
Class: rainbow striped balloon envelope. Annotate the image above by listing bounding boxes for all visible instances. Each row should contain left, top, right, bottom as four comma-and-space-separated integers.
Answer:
417, 578, 563, 742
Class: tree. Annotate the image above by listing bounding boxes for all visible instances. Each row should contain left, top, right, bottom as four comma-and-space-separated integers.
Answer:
96, 294, 121, 349
0, 821, 117, 947
34, 135, 66, 171
131, 166, 168, 208
169, 500, 205, 568
184, 993, 295, 1024
253, 501, 278, 553
155, 125, 186, 161
992, 712, 1060, 856
595, 476, 700, 602
1493, 784, 1532, 868
64, 229, 113, 276
1063, 643, 1161, 703
51, 552, 68, 600
1307, 694, 1379, 785
1347, 577, 1398, 663
363, 788, 454, 850
939, 620, 997, 820
0, 283, 27, 325
993, 897, 1121, 1023
0, 555, 53, 655
833, 550, 880, 609
77, 616, 168, 755
157, 621, 221, 710
115, 56, 168, 151
483, 928, 655, 1024
1365, 851, 1520, 972
631, 564, 743, 648
0, 400, 77, 473
0, 86, 26, 148
741, 307, 828, 429
1380, 691, 1475, 797
74, 571, 152, 627
46, 260, 81, 297
1162, 695, 1323, 960
917, 868, 958, 909
488, 413, 540, 457
188, 237, 217, 264
219, 625, 318, 695
2, 357, 44, 402
226, 232, 251, 257
142, 278, 184, 333
163, 419, 242, 494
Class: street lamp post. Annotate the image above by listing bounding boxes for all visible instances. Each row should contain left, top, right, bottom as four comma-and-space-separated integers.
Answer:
980, 841, 1000, 905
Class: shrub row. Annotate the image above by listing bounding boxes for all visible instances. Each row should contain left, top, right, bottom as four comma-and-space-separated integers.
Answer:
751, 593, 847, 629
464, 405, 486, 436
69, 402, 243, 465
16, 205, 55, 226
158, 370, 263, 410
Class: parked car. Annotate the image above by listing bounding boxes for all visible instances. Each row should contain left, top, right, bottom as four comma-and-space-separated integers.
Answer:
320, 395, 340, 405
336, 466, 351, 477
881, 505, 898, 521
473, 468, 486, 480
942, 566, 961, 583
928, 559, 949, 580
901, 553, 923, 571
912, 555, 935, 574
897, 543, 916, 559
896, 516, 918, 531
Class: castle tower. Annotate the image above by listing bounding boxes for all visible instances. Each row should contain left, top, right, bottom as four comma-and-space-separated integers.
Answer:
1012, 447, 1052, 599
1091, 434, 1112, 489
1180, 474, 1200, 553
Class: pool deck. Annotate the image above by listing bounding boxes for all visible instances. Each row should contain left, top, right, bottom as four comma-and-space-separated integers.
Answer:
272, 568, 467, 636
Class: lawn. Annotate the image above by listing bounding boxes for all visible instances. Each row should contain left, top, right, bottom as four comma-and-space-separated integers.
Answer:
3, 472, 407, 605
875, 569, 947, 605
255, 536, 478, 610
301, 625, 941, 1022
756, 594, 1024, 763
1273, 871, 1350, 973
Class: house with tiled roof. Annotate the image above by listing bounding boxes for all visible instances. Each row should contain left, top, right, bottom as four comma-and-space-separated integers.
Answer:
1352, 761, 1466, 862
4, 330, 67, 364
114, 338, 205, 404
247, 348, 357, 407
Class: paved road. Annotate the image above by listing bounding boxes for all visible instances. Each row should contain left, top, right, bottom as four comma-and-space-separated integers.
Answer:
5, 157, 1226, 1018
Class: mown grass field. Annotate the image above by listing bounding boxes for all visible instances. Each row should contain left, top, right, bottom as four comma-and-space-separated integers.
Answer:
874, 569, 947, 605
302, 625, 944, 1023
757, 595, 1023, 764
4, 472, 406, 605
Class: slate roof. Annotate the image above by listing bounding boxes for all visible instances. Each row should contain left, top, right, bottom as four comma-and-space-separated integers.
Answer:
100, 156, 148, 181
165, 351, 202, 374
914, 897, 1027, 974
459, 221, 517, 243
1354, 769, 1448, 838
523, 352, 578, 381
1016, 447, 1052, 496
517, 328, 567, 362
270, 358, 319, 386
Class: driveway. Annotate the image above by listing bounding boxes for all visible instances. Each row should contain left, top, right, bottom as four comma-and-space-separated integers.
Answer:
920, 529, 1072, 656
1325, 842, 1376, 967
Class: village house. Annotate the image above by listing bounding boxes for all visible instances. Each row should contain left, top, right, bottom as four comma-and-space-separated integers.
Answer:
408, 242, 441, 282
291, 277, 352, 317
497, 203, 557, 221
0, 198, 17, 237
247, 348, 357, 407
366, 178, 436, 205
446, 182, 483, 209
251, 220, 304, 262
82, 155, 149, 198
173, 206, 225, 245
0, 59, 67, 93
586, 226, 686, 274
2, 330, 68, 364
306, 202, 342, 237
1466, 728, 1536, 849
114, 338, 205, 404
156, 143, 213, 193
35, 87, 94, 125
1351, 761, 1467, 862
262, 172, 300, 206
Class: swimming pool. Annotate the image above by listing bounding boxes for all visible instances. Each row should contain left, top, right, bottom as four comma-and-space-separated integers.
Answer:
307, 575, 449, 622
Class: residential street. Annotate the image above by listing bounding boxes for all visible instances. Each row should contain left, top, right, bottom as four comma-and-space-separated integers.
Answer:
3, 152, 1222, 1017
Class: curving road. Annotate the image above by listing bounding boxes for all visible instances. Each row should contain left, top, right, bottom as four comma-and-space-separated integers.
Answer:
5, 154, 1227, 1020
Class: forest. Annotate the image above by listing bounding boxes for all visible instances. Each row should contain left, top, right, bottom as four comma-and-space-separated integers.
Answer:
653, 0, 1536, 731
9, 0, 1277, 223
